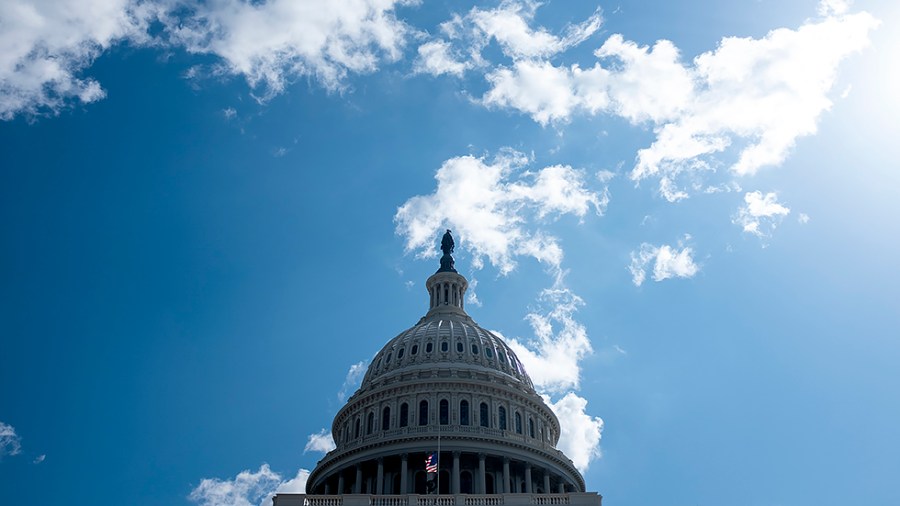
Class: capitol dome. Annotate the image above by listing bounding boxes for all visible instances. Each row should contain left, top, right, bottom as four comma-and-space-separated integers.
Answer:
275, 231, 601, 505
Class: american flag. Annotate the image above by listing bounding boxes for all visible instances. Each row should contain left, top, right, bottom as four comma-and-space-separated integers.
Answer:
425, 452, 439, 473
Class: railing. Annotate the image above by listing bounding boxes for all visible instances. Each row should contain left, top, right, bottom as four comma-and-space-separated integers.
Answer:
272, 493, 599, 506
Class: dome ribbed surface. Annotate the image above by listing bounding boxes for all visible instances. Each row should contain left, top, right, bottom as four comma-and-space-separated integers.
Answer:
360, 313, 535, 391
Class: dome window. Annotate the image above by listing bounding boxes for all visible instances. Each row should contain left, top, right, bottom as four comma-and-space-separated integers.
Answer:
441, 341, 449, 352
460, 400, 470, 426
425, 342, 433, 353
411, 344, 418, 355
498, 351, 505, 363
386, 352, 392, 363
418, 400, 429, 426
439, 399, 449, 425
480, 402, 489, 428
456, 342, 463, 353
382, 406, 391, 431
471, 343, 479, 355
398, 348, 405, 359
485, 347, 493, 359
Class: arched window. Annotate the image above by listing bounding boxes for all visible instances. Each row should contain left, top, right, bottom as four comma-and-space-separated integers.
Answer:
411, 344, 418, 355
441, 341, 449, 352
515, 412, 522, 434
456, 342, 464, 353
355, 417, 361, 438
367, 412, 375, 435
499, 406, 507, 430
486, 474, 495, 494
419, 400, 429, 426
382, 406, 391, 431
485, 347, 493, 359
440, 399, 449, 425
398, 348, 405, 359
426, 342, 433, 353
460, 471, 474, 494
440, 470, 451, 494
400, 403, 409, 428
471, 343, 479, 355
414, 471, 427, 494
529, 418, 535, 438
480, 402, 489, 428
460, 400, 470, 426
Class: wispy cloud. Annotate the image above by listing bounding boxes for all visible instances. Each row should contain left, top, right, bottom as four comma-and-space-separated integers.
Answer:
189, 464, 308, 506
733, 191, 791, 238
304, 429, 336, 454
629, 238, 700, 286
0, 421, 22, 458
337, 360, 367, 403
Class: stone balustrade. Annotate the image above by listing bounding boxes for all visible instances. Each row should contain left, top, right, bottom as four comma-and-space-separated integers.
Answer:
273, 493, 601, 506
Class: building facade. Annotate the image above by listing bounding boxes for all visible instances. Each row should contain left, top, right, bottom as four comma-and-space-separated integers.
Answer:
274, 232, 602, 506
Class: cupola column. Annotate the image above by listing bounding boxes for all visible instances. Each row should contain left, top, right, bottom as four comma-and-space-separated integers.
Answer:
543, 471, 551, 494
354, 465, 362, 494
452, 452, 461, 494
525, 464, 533, 493
502, 458, 510, 493
400, 454, 408, 494
376, 458, 384, 495
478, 453, 486, 494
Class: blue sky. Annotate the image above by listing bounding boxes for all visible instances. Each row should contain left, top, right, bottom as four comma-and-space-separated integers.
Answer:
1, 0, 899, 504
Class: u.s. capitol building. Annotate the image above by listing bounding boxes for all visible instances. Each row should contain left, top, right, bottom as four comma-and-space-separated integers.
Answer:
275, 232, 602, 506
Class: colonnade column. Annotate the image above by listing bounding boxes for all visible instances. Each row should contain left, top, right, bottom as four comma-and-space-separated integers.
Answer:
543, 471, 550, 494
452, 452, 461, 494
324, 482, 331, 495
524, 464, 532, 494
377, 458, 384, 495
478, 453, 486, 494
338, 473, 345, 494
400, 454, 408, 494
502, 458, 510, 493
558, 482, 565, 494
354, 465, 362, 494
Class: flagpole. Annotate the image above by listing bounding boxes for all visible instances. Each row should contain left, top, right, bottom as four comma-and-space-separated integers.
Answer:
437, 426, 441, 495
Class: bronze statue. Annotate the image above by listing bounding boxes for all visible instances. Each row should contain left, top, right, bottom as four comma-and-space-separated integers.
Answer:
438, 229, 457, 273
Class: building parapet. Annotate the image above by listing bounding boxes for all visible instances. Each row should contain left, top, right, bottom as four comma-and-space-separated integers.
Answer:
274, 494, 601, 506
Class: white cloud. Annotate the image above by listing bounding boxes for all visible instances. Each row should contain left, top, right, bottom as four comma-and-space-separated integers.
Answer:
505, 288, 592, 393
466, 1, 602, 60
0, 421, 22, 458
629, 240, 700, 286
304, 429, 336, 454
337, 361, 367, 402
0, 0, 414, 119
223, 107, 237, 119
33, 454, 46, 464
547, 393, 603, 473
189, 463, 309, 506
798, 212, 811, 224
477, 7, 878, 199
0, 0, 158, 119
734, 190, 791, 237
166, 0, 413, 99
394, 150, 605, 275
414, 40, 469, 77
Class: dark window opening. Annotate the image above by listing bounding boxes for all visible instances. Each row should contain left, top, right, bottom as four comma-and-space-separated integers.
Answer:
499, 406, 507, 430
471, 343, 479, 355
460, 400, 470, 426
460, 471, 474, 494
411, 344, 418, 355
441, 341, 449, 352
419, 400, 429, 426
456, 342, 463, 353
440, 399, 449, 425
400, 403, 409, 428
382, 406, 391, 431
485, 348, 493, 359
367, 412, 374, 435
480, 402, 489, 428
529, 418, 535, 438
355, 418, 361, 438
398, 348, 405, 359
515, 412, 522, 434
426, 342, 433, 353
